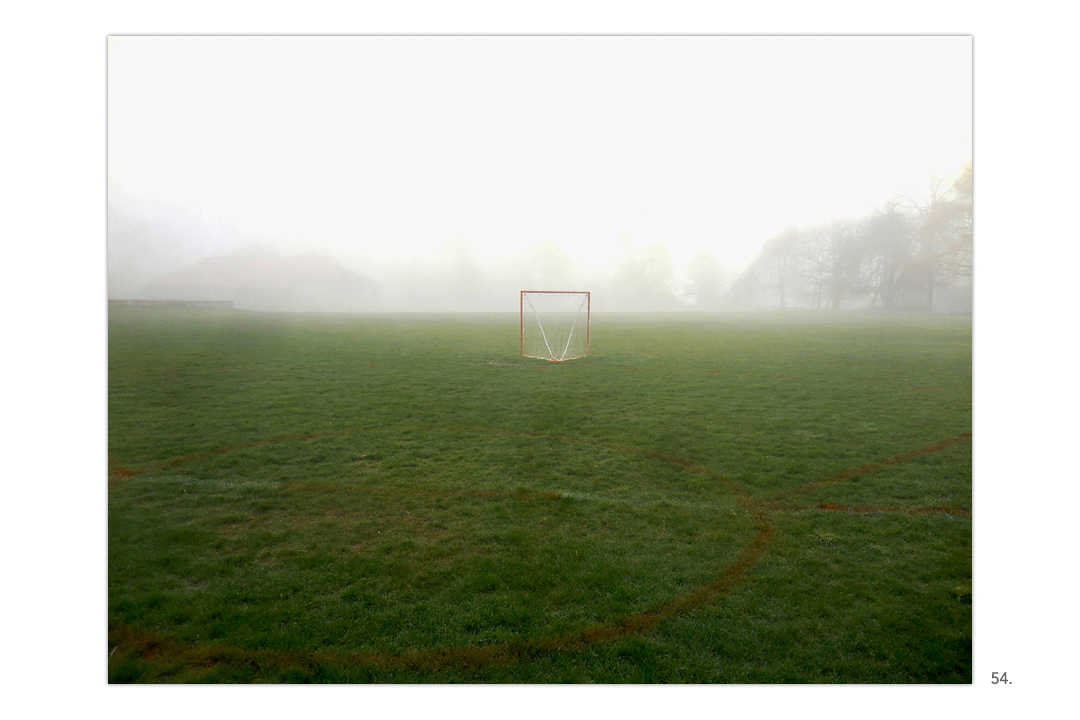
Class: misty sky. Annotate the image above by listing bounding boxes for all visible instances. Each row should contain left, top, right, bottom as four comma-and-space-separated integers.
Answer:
108, 35, 971, 286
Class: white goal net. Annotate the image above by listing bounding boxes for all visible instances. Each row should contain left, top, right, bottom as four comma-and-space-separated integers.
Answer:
520, 291, 591, 362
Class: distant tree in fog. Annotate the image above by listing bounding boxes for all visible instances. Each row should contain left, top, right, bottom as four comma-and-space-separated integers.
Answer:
862, 202, 919, 309
823, 219, 870, 310
440, 238, 489, 309
928, 164, 973, 286
942, 164, 973, 279
734, 164, 972, 312
524, 241, 578, 290
731, 220, 867, 310
683, 250, 728, 310
793, 225, 832, 310
391, 238, 493, 311
611, 242, 681, 311
907, 163, 973, 310
764, 229, 804, 309
729, 229, 804, 309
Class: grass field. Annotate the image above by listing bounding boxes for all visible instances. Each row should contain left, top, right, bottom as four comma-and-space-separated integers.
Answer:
108, 306, 971, 683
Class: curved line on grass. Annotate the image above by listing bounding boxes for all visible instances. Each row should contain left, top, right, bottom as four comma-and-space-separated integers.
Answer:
109, 425, 771, 674
810, 504, 970, 516
108, 427, 380, 483
444, 426, 754, 507
766, 432, 971, 503
109, 427, 968, 676
110, 515, 775, 676
110, 425, 755, 507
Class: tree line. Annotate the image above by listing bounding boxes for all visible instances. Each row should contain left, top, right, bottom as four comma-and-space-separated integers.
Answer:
724, 164, 972, 312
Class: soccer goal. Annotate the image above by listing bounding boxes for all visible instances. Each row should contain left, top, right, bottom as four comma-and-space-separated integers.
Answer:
520, 291, 591, 362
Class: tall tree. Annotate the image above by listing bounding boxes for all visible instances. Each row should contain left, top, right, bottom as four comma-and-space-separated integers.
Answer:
936, 163, 973, 280
824, 219, 867, 310
754, 229, 804, 309
730, 228, 807, 309
908, 164, 973, 310
862, 202, 918, 309
794, 225, 832, 310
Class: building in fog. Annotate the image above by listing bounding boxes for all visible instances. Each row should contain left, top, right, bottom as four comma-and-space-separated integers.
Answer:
142, 254, 381, 312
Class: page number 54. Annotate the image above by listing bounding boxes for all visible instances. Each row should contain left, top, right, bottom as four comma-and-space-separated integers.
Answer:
991, 672, 1011, 685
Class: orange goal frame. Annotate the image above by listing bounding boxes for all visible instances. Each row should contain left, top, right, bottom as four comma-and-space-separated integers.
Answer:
520, 291, 591, 361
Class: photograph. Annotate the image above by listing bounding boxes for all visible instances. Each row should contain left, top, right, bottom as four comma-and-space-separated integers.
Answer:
105, 34, 974, 684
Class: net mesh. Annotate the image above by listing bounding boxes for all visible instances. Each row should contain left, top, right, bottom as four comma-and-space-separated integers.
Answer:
522, 292, 590, 361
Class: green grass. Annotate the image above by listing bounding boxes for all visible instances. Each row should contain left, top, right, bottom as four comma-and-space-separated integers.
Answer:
108, 307, 971, 682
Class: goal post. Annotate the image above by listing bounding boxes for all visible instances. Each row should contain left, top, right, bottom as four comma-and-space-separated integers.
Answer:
520, 291, 591, 362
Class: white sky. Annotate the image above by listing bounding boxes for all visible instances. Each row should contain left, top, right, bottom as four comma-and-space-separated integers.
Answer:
108, 35, 971, 276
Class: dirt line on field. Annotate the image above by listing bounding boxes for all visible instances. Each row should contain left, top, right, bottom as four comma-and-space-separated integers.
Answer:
109, 424, 971, 678
109, 424, 780, 676
812, 503, 970, 516
107, 427, 382, 483
110, 514, 775, 676
280, 481, 563, 504
767, 431, 971, 503
110, 425, 750, 505
626, 510, 774, 626
451, 426, 752, 506
107, 456, 135, 487
411, 512, 776, 669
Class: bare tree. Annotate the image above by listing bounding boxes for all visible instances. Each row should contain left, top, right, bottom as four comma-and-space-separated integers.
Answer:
734, 221, 867, 311
732, 164, 971, 313
862, 202, 919, 309
793, 225, 832, 310
823, 219, 868, 310
729, 228, 806, 309
762, 229, 804, 310
905, 164, 972, 310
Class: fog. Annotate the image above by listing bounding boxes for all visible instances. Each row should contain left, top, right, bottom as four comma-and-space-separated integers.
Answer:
108, 36, 971, 312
